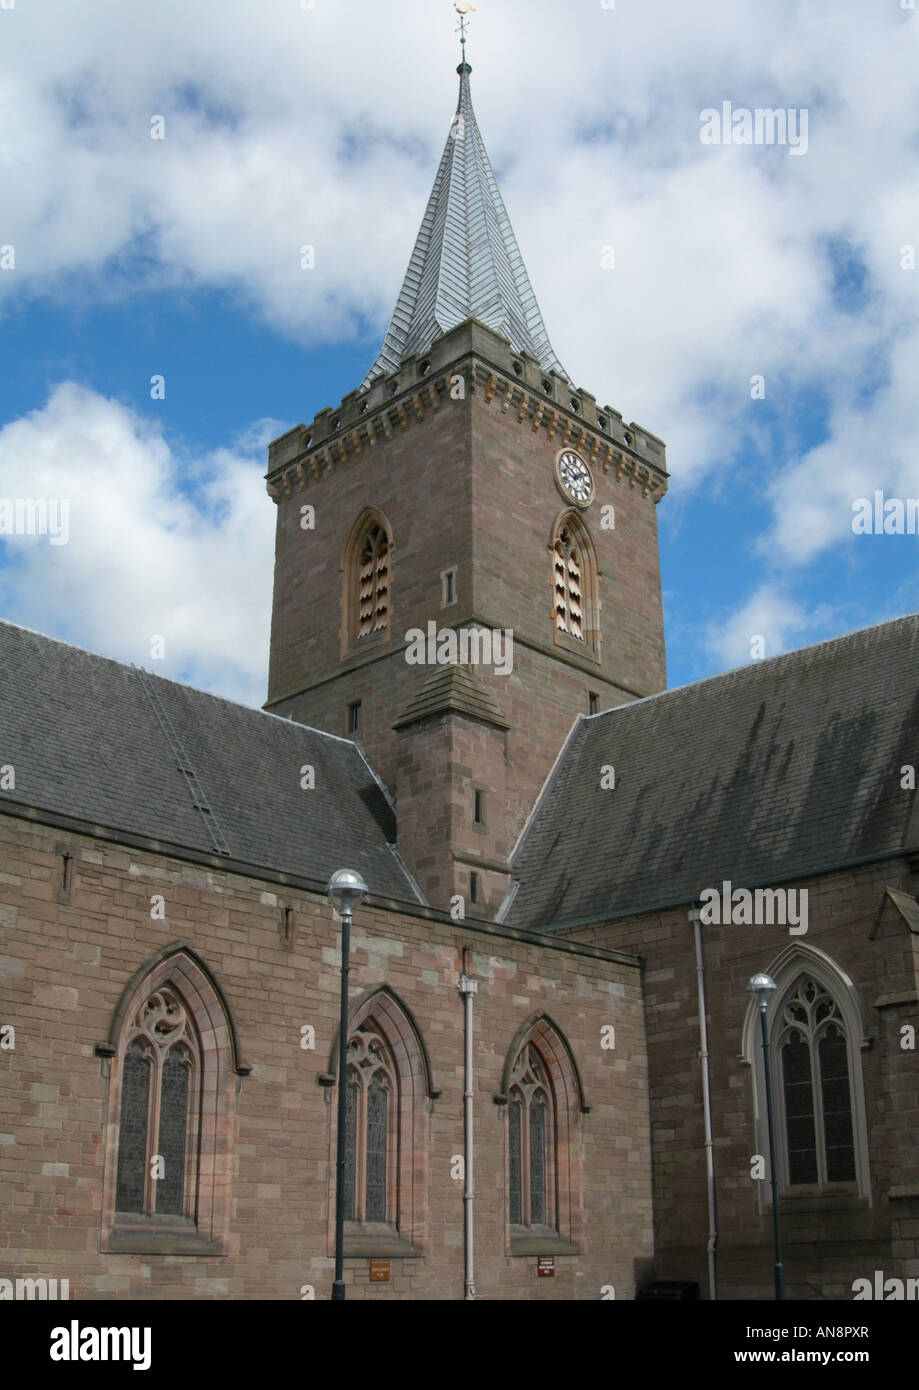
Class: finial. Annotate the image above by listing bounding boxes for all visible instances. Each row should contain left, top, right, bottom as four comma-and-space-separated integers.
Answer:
454, 2, 476, 73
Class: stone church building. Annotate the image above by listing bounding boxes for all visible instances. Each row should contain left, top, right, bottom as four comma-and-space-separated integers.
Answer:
2, 59, 917, 1301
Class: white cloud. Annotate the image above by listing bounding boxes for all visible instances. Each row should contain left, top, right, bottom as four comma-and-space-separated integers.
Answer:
2, 0, 918, 681
704, 585, 824, 671
0, 383, 277, 706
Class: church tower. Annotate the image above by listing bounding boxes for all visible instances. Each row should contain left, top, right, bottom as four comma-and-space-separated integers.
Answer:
265, 51, 669, 914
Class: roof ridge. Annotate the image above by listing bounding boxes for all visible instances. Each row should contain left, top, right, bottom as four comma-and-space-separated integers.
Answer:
587, 609, 919, 724
0, 618, 361, 750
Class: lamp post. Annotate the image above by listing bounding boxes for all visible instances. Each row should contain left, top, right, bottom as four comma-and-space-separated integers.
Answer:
328, 868, 368, 1302
747, 972, 786, 1301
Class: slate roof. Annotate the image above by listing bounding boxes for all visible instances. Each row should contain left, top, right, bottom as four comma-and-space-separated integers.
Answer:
360, 62, 568, 390
0, 621, 422, 904
503, 613, 919, 932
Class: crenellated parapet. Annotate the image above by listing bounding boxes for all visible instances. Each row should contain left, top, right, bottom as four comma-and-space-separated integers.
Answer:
266, 319, 669, 504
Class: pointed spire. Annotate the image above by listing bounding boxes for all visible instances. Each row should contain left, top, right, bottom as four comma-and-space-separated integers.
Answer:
360, 59, 568, 390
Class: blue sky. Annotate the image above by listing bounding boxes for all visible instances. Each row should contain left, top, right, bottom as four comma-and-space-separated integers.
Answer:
1, 0, 917, 706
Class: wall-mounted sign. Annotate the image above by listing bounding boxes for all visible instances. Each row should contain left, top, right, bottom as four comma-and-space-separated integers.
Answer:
369, 1259, 390, 1283
537, 1257, 555, 1277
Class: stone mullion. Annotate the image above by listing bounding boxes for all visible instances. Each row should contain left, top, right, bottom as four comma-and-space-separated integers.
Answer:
145, 1038, 164, 1217
809, 1026, 830, 1188
181, 1052, 201, 1225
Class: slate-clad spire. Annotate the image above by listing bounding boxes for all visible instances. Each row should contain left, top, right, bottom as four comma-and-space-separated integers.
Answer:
360, 61, 568, 390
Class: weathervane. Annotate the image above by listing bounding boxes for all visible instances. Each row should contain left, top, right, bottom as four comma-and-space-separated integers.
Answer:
454, 2, 477, 59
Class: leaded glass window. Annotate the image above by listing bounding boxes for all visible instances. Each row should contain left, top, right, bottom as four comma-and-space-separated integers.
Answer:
115, 987, 199, 1220
157, 1046, 192, 1215
529, 1096, 546, 1224
508, 1043, 556, 1230
777, 976, 856, 1189
343, 1076, 358, 1221
509, 1099, 522, 1225
115, 1040, 151, 1212
343, 1021, 397, 1225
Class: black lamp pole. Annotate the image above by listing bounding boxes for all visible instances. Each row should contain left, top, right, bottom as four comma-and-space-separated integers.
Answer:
327, 869, 367, 1303
331, 901, 352, 1302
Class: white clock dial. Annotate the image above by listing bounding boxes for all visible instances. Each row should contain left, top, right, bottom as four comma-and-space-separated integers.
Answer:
556, 450, 594, 507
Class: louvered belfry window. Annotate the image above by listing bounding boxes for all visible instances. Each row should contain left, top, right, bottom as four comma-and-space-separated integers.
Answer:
553, 527, 583, 641
777, 975, 856, 1186
358, 524, 390, 639
508, 1042, 555, 1230
115, 988, 198, 1220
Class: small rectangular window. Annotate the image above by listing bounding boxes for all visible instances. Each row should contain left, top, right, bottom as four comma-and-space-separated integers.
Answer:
469, 871, 479, 905
61, 853, 74, 894
441, 567, 457, 608
588, 691, 599, 716
348, 701, 362, 733
473, 790, 484, 825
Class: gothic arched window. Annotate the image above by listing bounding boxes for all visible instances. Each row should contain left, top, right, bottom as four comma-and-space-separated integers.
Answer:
743, 948, 870, 1204
358, 523, 390, 639
777, 975, 856, 1186
327, 987, 436, 1257
115, 990, 199, 1219
550, 513, 599, 657
100, 947, 245, 1255
508, 1043, 554, 1229
553, 527, 583, 641
342, 509, 394, 653
344, 1023, 398, 1224
500, 1015, 587, 1254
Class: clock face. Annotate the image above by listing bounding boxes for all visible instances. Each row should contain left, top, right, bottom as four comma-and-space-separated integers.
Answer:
556, 449, 594, 507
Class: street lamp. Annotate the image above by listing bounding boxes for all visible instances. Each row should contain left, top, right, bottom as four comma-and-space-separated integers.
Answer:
747, 972, 785, 1301
328, 868, 368, 1302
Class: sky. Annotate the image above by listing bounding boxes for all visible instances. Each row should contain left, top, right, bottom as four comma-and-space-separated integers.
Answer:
1, 0, 917, 708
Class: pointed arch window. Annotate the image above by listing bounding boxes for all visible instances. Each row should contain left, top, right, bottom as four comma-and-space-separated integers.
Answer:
554, 527, 583, 641
114, 989, 199, 1220
357, 523, 390, 639
743, 949, 871, 1204
550, 513, 599, 658
343, 510, 394, 652
343, 1023, 398, 1224
777, 975, 856, 1187
100, 947, 245, 1255
508, 1043, 555, 1229
500, 1015, 586, 1255
327, 987, 436, 1258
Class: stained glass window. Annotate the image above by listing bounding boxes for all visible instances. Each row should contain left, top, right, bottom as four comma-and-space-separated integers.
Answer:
115, 1041, 151, 1212
157, 1047, 190, 1216
509, 1099, 522, 1226
366, 1072, 388, 1221
529, 1097, 546, 1224
343, 1076, 358, 1221
508, 1043, 555, 1230
115, 988, 198, 1220
344, 1021, 396, 1225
